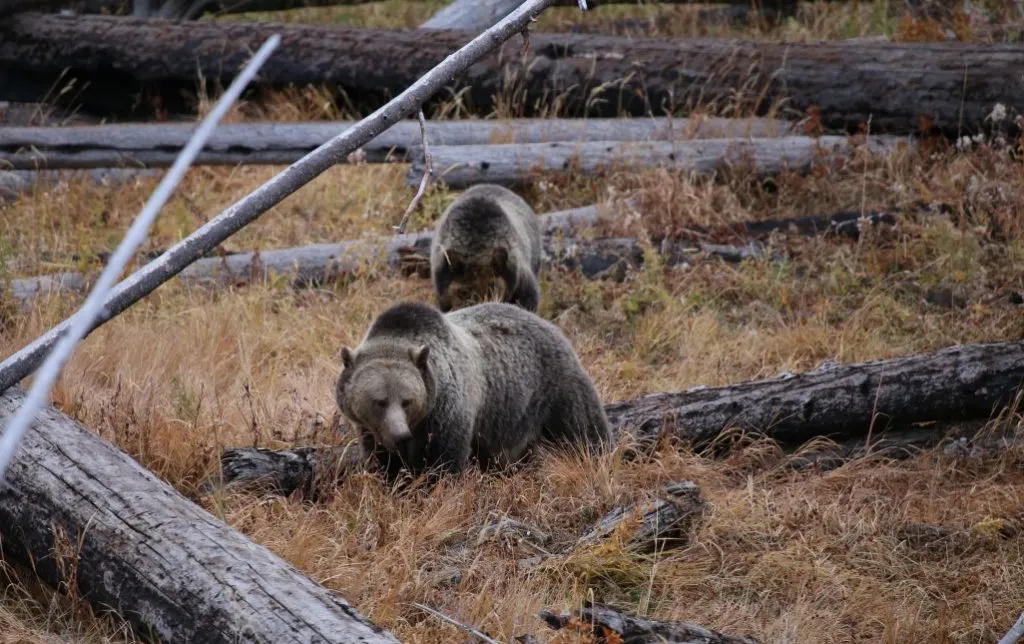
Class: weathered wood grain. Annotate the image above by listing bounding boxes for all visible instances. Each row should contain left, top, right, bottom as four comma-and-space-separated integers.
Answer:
0, 389, 399, 643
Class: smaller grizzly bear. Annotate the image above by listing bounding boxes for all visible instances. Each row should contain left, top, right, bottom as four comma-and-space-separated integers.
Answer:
430, 184, 542, 313
335, 301, 611, 480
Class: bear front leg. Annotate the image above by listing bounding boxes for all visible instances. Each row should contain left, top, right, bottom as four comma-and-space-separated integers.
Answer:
420, 414, 473, 476
432, 263, 456, 313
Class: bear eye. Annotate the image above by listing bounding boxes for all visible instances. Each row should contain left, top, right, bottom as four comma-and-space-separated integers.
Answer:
373, 400, 387, 408
401, 399, 413, 409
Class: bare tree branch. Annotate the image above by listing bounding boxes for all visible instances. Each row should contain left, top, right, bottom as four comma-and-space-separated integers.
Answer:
393, 110, 432, 234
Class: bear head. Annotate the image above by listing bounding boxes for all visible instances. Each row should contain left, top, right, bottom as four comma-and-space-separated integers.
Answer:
335, 344, 433, 452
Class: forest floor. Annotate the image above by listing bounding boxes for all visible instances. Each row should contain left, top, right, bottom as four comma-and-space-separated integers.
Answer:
2, 2, 1024, 643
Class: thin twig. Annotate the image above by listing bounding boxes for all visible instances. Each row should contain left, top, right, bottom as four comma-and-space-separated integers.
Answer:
0, 35, 281, 479
411, 602, 500, 644
998, 612, 1024, 644
0, 0, 559, 395
393, 110, 432, 234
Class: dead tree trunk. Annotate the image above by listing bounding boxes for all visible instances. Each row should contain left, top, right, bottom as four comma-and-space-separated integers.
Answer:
2, 204, 917, 308
0, 389, 399, 643
0, 117, 795, 170
409, 135, 911, 188
604, 340, 1024, 447
216, 339, 1024, 495
1, 13, 1019, 135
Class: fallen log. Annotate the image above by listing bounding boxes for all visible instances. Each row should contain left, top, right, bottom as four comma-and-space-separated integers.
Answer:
419, 0, 798, 30
0, 116, 796, 170
0, 167, 158, 201
215, 339, 1024, 495
3, 202, 920, 308
1, 14, 1020, 135
409, 135, 911, 188
539, 601, 760, 644
52, 0, 820, 20
0, 389, 398, 643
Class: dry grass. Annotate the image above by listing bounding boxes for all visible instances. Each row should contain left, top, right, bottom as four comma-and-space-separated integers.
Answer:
3, 2, 1024, 643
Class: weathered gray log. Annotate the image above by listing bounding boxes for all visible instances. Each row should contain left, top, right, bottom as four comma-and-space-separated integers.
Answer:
216, 339, 1024, 495
605, 340, 1024, 447
1, 205, 606, 306
540, 601, 760, 644
4, 202, 918, 308
409, 135, 912, 188
0, 389, 398, 643
51, 0, 821, 20
2, 14, 1020, 135
575, 481, 705, 554
0, 167, 159, 201
0, 117, 796, 170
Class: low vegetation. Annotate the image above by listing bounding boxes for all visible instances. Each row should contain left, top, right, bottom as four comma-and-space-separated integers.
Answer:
2, 2, 1024, 642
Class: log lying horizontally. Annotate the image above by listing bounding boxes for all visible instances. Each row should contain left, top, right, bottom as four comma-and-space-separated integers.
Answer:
2, 204, 609, 306
5, 202, 914, 308
217, 339, 1024, 495
0, 117, 796, 170
0, 167, 158, 201
0, 389, 398, 643
2, 14, 1021, 134
409, 135, 911, 188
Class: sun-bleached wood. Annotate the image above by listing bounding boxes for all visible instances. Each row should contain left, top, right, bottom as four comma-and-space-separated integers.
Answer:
0, 389, 399, 643
409, 135, 911, 188
0, 116, 795, 170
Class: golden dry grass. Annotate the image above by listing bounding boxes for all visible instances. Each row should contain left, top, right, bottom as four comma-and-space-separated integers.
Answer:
3, 2, 1024, 643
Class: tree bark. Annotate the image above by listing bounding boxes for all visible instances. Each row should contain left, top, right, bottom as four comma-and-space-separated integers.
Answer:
1, 13, 1019, 135
408, 135, 911, 189
540, 601, 760, 644
0, 116, 795, 170
604, 340, 1024, 447
215, 339, 1024, 495
0, 389, 398, 643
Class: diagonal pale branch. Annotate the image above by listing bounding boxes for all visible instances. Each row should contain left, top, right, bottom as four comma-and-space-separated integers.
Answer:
0, 35, 282, 479
393, 110, 433, 234
0, 0, 562, 395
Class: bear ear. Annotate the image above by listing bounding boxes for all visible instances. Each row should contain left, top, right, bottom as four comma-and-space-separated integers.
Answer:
410, 345, 430, 371
341, 347, 355, 369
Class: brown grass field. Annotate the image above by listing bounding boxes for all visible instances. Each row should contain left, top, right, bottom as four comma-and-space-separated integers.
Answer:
2, 2, 1024, 643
